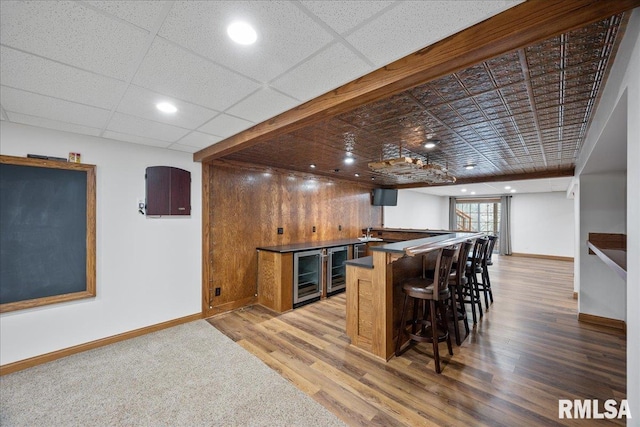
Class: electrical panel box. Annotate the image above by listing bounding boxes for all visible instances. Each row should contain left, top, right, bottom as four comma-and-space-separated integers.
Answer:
145, 166, 191, 216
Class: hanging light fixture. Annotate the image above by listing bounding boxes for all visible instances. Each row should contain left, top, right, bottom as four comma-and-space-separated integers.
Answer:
368, 143, 456, 184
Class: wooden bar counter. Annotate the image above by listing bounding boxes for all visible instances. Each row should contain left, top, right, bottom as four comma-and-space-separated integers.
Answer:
345, 232, 482, 360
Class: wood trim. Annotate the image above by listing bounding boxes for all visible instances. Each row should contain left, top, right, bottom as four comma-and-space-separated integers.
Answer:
511, 253, 574, 262
578, 313, 626, 332
194, 0, 639, 163
0, 313, 203, 376
206, 296, 259, 317
202, 162, 212, 316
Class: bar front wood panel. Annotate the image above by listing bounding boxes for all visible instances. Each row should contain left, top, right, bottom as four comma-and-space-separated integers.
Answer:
345, 264, 373, 352
205, 161, 381, 317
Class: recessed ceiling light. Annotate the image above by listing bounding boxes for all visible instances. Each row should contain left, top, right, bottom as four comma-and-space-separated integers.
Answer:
424, 139, 440, 149
227, 21, 257, 45
354, 173, 360, 177
505, 186, 511, 189
156, 102, 177, 114
471, 191, 476, 195
510, 189, 516, 193
309, 164, 316, 168
344, 156, 355, 165
465, 164, 475, 170
461, 189, 467, 193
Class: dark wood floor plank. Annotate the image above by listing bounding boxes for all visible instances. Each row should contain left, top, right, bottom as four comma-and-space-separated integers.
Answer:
207, 256, 627, 426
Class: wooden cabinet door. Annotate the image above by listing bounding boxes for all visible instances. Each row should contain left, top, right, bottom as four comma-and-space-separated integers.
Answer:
146, 166, 190, 216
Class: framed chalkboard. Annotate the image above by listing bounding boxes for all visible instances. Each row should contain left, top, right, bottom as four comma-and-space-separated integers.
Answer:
0, 155, 96, 313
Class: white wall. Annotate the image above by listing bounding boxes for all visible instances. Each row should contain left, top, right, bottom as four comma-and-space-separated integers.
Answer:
383, 189, 448, 229
574, 8, 639, 421
578, 173, 627, 321
511, 192, 574, 258
0, 122, 202, 365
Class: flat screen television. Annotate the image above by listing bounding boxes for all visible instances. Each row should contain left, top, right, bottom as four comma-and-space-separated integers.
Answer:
372, 188, 398, 206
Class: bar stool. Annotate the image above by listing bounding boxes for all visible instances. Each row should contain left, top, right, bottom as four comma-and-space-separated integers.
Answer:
477, 235, 496, 309
465, 237, 488, 323
485, 234, 497, 266
448, 240, 473, 345
395, 247, 457, 374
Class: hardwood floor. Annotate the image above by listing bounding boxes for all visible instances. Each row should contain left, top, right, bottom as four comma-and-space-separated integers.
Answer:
207, 256, 626, 426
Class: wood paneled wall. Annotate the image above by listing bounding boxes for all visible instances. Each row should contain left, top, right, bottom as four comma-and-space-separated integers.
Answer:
203, 160, 382, 317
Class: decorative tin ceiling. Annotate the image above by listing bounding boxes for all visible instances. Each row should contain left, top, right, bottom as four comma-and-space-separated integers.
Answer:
221, 14, 626, 187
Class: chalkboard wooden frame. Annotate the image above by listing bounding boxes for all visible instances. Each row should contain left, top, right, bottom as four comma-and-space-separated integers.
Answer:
0, 155, 96, 313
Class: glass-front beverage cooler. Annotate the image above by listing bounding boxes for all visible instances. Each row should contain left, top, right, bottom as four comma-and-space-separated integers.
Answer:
293, 249, 323, 308
327, 246, 348, 295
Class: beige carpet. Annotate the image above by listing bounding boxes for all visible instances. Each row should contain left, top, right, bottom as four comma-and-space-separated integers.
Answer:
0, 320, 346, 426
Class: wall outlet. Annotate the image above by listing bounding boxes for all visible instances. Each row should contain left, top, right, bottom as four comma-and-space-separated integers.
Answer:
277, 227, 284, 235
312, 226, 316, 232
215, 287, 221, 296
338, 225, 342, 231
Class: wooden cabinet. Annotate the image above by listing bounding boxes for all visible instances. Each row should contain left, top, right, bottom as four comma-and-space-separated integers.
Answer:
146, 166, 191, 216
257, 251, 293, 312
257, 241, 356, 312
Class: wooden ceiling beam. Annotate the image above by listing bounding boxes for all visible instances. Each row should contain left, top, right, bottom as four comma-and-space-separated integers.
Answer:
194, 0, 640, 163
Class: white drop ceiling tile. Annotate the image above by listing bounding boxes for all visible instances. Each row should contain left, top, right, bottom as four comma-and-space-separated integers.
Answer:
158, 1, 334, 82
84, 1, 169, 31
347, 1, 521, 66
107, 112, 190, 142
0, 46, 125, 109
0, 1, 149, 80
103, 130, 172, 149
167, 143, 200, 154
299, 1, 394, 35
132, 38, 261, 111
271, 43, 372, 102
198, 114, 254, 139
5, 112, 101, 138
177, 132, 223, 149
117, 85, 219, 129
1, 86, 110, 129
226, 88, 298, 124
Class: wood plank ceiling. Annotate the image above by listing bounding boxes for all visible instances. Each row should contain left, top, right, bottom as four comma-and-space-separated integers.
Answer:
196, 2, 635, 188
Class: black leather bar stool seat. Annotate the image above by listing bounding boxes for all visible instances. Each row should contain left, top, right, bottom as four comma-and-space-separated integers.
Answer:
395, 247, 456, 374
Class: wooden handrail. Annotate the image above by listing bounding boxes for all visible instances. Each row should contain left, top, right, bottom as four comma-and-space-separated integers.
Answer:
456, 209, 472, 231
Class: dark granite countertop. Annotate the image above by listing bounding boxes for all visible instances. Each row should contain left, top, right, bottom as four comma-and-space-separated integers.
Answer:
257, 238, 363, 253
345, 256, 373, 269
370, 232, 482, 255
